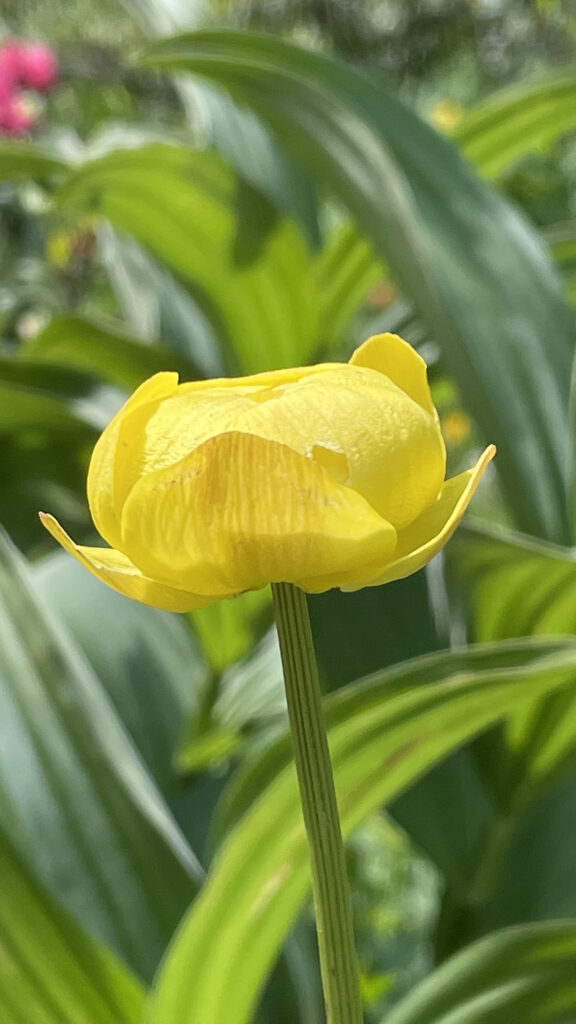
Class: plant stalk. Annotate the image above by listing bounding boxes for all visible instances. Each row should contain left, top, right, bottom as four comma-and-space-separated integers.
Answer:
272, 582, 363, 1024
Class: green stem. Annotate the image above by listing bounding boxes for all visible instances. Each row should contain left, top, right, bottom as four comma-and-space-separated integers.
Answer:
272, 582, 363, 1024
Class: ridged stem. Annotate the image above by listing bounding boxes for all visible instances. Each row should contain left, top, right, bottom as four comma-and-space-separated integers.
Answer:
272, 582, 363, 1024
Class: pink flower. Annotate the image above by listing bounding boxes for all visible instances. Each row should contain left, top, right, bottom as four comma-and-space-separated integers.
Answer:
0, 39, 58, 94
0, 94, 36, 136
19, 43, 58, 92
0, 43, 24, 88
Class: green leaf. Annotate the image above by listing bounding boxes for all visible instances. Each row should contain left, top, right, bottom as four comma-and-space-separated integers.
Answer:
33, 550, 207, 791
25, 314, 202, 391
309, 571, 445, 692
385, 920, 576, 1024
191, 588, 273, 674
455, 70, 576, 181
146, 637, 576, 1024
315, 221, 384, 348
452, 523, 576, 642
141, 31, 574, 542
449, 524, 576, 805
57, 144, 318, 374
0, 831, 145, 1024
0, 529, 202, 981
0, 365, 104, 553
98, 228, 225, 377
0, 141, 69, 181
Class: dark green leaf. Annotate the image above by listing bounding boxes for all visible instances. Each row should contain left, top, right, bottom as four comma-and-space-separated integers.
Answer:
0, 529, 202, 981
386, 920, 576, 1024
147, 638, 576, 1024
142, 31, 574, 542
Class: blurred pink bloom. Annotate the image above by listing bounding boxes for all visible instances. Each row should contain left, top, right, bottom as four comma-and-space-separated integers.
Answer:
0, 43, 24, 88
0, 39, 57, 136
0, 39, 58, 93
0, 94, 36, 137
18, 43, 59, 92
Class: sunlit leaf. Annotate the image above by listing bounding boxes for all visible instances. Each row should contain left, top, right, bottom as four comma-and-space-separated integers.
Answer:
386, 920, 576, 1024
0, 831, 145, 1024
147, 638, 576, 1024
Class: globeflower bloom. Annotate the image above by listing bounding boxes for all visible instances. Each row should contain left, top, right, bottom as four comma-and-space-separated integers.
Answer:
40, 333, 494, 612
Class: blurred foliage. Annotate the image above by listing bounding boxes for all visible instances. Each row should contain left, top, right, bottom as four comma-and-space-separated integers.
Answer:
1, 1, 576, 1022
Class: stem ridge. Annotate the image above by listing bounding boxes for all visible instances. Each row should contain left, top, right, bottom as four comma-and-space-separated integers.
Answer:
272, 582, 363, 1024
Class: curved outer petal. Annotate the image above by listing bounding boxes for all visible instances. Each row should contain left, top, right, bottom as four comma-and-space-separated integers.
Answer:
120, 431, 398, 596
39, 513, 214, 612
349, 332, 437, 416
87, 372, 179, 550
341, 445, 496, 591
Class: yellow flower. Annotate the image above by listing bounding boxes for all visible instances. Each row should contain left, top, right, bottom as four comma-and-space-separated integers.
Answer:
40, 334, 494, 612
429, 99, 464, 133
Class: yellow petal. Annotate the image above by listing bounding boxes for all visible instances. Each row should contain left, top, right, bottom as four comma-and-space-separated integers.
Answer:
87, 372, 179, 550
39, 512, 214, 612
120, 431, 397, 596
230, 365, 446, 529
349, 333, 436, 416
341, 445, 495, 590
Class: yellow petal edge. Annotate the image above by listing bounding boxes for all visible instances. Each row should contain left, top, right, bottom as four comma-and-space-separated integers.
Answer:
38, 512, 213, 612
341, 444, 496, 590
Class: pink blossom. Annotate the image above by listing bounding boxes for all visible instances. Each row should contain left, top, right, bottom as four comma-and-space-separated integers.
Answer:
19, 43, 59, 92
0, 43, 24, 88
0, 39, 58, 93
0, 95, 36, 137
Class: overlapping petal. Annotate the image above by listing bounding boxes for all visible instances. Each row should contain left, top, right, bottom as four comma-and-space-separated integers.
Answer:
120, 432, 398, 596
342, 445, 496, 590
41, 334, 494, 611
228, 365, 445, 529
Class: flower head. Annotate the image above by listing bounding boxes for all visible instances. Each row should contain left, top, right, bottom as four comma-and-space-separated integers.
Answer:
0, 40, 58, 92
40, 334, 494, 611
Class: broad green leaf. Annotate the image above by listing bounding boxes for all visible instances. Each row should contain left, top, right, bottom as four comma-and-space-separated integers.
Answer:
146, 637, 576, 1024
191, 588, 273, 674
398, 525, 576, 904
386, 920, 576, 1024
0, 831, 145, 1024
455, 70, 576, 181
33, 550, 207, 791
98, 227, 225, 377
545, 223, 576, 302
309, 570, 445, 692
114, 0, 320, 244
452, 522, 576, 642
449, 524, 576, 806
57, 144, 318, 374
0, 529, 202, 980
0, 141, 69, 181
315, 221, 384, 348
467, 773, 576, 938
142, 31, 574, 542
25, 314, 201, 391
0, 366, 105, 552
